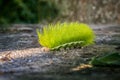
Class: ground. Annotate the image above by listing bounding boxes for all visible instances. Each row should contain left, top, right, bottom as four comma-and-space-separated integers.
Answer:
0, 24, 120, 80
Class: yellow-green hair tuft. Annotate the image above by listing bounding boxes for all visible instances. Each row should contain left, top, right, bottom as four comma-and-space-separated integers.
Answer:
37, 22, 95, 50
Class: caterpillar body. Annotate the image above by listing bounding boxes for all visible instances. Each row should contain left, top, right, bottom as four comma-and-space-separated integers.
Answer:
37, 22, 95, 51
51, 41, 84, 51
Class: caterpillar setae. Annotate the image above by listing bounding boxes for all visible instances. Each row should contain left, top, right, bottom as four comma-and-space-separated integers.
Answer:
37, 22, 95, 51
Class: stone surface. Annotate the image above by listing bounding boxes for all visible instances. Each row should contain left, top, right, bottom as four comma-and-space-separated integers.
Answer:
0, 24, 120, 80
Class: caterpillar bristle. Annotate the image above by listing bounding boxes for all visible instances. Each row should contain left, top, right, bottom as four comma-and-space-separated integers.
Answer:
37, 22, 95, 51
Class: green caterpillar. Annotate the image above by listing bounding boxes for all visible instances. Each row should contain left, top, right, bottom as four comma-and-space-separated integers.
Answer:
37, 22, 95, 51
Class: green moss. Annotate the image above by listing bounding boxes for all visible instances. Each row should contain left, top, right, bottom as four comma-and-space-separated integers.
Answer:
37, 22, 95, 50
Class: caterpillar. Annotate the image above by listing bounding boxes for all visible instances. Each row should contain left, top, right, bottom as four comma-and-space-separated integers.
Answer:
37, 22, 95, 51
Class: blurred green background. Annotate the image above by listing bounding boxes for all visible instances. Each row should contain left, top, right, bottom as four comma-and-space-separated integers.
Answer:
0, 0, 59, 24
0, 0, 120, 25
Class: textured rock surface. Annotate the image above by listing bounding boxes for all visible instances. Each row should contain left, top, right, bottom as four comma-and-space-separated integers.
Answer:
0, 24, 120, 80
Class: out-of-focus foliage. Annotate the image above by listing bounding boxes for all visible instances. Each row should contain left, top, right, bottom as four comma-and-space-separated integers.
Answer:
38, 0, 59, 22
0, 0, 37, 24
0, 0, 119, 24
0, 0, 59, 24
